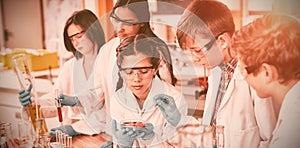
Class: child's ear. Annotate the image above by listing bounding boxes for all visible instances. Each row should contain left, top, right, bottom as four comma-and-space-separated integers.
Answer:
261, 63, 278, 84
217, 33, 231, 51
154, 69, 159, 76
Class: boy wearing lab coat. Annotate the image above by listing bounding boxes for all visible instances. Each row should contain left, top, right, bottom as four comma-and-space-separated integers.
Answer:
233, 13, 300, 148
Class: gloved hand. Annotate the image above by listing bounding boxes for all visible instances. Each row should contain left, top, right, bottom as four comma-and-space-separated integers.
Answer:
100, 140, 113, 148
49, 125, 81, 137
58, 94, 79, 107
112, 119, 138, 147
18, 84, 32, 106
135, 122, 155, 140
153, 94, 181, 127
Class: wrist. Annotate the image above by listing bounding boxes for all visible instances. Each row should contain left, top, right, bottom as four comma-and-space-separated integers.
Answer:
117, 142, 133, 148
117, 145, 132, 148
142, 131, 154, 140
71, 96, 79, 107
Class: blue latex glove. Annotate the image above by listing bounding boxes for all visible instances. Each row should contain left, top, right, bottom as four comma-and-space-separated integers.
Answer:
18, 84, 32, 106
58, 94, 79, 107
112, 119, 138, 147
135, 122, 155, 140
153, 94, 181, 127
49, 125, 81, 137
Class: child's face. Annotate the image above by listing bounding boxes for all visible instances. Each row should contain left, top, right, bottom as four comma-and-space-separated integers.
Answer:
119, 53, 156, 100
183, 37, 210, 68
182, 35, 224, 68
238, 58, 270, 98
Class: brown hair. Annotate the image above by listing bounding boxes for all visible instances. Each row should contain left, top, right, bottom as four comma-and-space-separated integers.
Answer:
233, 13, 300, 84
176, 0, 235, 50
115, 34, 162, 90
112, 0, 177, 85
63, 9, 105, 59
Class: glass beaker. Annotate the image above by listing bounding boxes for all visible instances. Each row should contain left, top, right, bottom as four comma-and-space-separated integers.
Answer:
177, 123, 213, 148
18, 120, 34, 147
1, 122, 18, 148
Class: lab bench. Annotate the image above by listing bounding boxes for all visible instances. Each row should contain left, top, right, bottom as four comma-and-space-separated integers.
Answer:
0, 69, 57, 137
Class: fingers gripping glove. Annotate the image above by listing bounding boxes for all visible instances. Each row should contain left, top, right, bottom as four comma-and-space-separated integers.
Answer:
100, 140, 113, 148
49, 125, 81, 137
153, 94, 181, 127
135, 122, 155, 140
58, 94, 79, 107
18, 84, 32, 106
112, 119, 138, 147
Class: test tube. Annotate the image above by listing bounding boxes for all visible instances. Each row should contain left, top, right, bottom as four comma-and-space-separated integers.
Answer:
55, 89, 63, 126
57, 106, 63, 123
216, 125, 225, 148
60, 133, 65, 147
63, 134, 68, 147
55, 130, 60, 143
67, 136, 72, 148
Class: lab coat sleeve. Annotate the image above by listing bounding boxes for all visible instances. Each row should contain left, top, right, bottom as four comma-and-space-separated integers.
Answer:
176, 93, 200, 127
162, 93, 189, 138
37, 61, 72, 107
251, 87, 279, 148
38, 61, 76, 122
72, 106, 107, 135
75, 87, 104, 116
40, 58, 74, 107
93, 41, 110, 112
71, 58, 106, 134
37, 62, 73, 118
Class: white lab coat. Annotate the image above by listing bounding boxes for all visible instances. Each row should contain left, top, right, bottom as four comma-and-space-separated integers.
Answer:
39, 57, 106, 135
94, 38, 120, 135
269, 81, 300, 148
201, 65, 279, 148
110, 77, 188, 147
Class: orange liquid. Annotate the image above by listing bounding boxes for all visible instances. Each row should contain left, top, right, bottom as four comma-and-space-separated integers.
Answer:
27, 104, 48, 134
121, 121, 145, 128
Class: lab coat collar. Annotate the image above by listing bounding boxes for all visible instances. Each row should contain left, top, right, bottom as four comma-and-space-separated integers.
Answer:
217, 65, 241, 111
116, 77, 167, 117
279, 80, 300, 119
202, 65, 241, 124
73, 58, 94, 92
